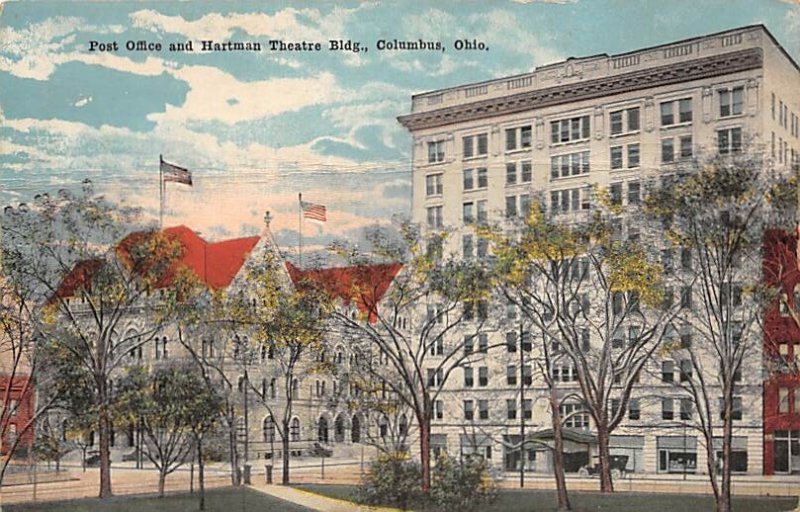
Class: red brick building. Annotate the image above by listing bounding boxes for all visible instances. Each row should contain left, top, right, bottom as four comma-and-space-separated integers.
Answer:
762, 229, 800, 474
0, 374, 35, 457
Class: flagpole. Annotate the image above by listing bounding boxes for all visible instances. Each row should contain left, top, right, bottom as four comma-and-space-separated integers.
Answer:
298, 192, 303, 268
159, 154, 164, 229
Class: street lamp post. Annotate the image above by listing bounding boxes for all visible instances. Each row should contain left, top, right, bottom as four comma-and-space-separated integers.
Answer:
519, 321, 525, 488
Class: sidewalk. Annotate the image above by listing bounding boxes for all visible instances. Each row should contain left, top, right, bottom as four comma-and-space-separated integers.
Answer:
248, 483, 401, 512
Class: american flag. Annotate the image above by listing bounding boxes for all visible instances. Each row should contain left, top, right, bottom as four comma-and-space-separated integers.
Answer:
301, 200, 327, 222
161, 158, 193, 186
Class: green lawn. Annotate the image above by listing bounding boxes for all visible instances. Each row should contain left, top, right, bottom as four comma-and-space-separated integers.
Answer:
5, 487, 313, 512
296, 484, 799, 512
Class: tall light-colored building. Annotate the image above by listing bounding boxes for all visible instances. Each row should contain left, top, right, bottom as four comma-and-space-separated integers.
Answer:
399, 25, 800, 475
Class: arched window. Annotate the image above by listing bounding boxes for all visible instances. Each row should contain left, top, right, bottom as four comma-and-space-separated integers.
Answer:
263, 416, 275, 443
318, 416, 329, 443
399, 414, 408, 437
261, 378, 267, 398
237, 375, 245, 393
290, 418, 300, 442
291, 378, 299, 398
270, 378, 277, 399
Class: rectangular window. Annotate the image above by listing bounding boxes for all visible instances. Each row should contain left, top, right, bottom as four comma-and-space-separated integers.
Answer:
506, 128, 517, 151
520, 194, 531, 217
680, 360, 692, 382
779, 387, 789, 414
425, 174, 442, 196
680, 135, 693, 158
628, 144, 640, 168
477, 168, 488, 188
506, 331, 517, 353
610, 183, 623, 205
523, 365, 532, 386
628, 107, 640, 132
463, 202, 474, 224
477, 237, 488, 258
719, 86, 744, 117
629, 398, 640, 420
662, 398, 674, 420
720, 397, 744, 420
679, 98, 693, 123
520, 126, 532, 149
463, 135, 474, 159
610, 110, 623, 135
521, 161, 532, 183
478, 333, 488, 353
680, 285, 693, 310
434, 400, 443, 420
478, 367, 488, 387
463, 335, 474, 354
551, 115, 590, 144
506, 162, 517, 185
477, 200, 487, 224
463, 169, 474, 191
661, 101, 674, 126
523, 399, 533, 420
611, 146, 623, 169
464, 400, 474, 420
428, 140, 445, 163
680, 398, 693, 420
463, 234, 473, 259
628, 181, 641, 205
507, 365, 517, 386
427, 206, 443, 229
478, 400, 489, 420
507, 399, 517, 420
464, 367, 474, 387
662, 138, 675, 163
662, 361, 674, 382
506, 196, 518, 218
477, 133, 488, 156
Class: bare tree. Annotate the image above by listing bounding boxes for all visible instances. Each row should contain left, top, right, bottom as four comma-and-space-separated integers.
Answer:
487, 197, 678, 494
2, 185, 195, 498
646, 152, 796, 512
328, 224, 499, 492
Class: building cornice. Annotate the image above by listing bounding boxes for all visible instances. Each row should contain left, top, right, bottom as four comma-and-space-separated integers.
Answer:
397, 48, 762, 132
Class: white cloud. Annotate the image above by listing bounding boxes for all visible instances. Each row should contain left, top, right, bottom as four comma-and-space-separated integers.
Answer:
129, 6, 358, 45
0, 16, 126, 80
146, 66, 344, 125
74, 96, 92, 107
470, 9, 563, 66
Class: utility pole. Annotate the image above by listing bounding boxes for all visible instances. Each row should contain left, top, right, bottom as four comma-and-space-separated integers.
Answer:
519, 321, 525, 488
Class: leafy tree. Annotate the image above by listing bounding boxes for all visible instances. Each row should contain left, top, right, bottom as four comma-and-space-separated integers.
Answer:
330, 223, 499, 493
117, 363, 221, 498
2, 183, 195, 498
485, 197, 677, 496
646, 153, 796, 512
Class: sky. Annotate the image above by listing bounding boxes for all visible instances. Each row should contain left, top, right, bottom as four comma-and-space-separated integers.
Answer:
1, 0, 799, 259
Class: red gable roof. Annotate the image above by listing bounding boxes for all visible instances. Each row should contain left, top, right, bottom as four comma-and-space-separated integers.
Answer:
285, 261, 402, 322
52, 226, 261, 301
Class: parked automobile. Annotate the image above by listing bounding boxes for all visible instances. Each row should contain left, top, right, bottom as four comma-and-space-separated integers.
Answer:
578, 455, 628, 479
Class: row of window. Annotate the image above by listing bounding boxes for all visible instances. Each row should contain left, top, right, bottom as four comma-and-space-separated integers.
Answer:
772, 92, 799, 139
427, 89, 748, 165
463, 398, 534, 421
661, 397, 744, 421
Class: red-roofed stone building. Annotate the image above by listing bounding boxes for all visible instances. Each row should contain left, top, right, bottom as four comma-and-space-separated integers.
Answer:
48, 221, 403, 466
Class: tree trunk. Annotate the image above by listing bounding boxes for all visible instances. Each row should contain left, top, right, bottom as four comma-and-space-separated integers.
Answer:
419, 418, 431, 493
98, 412, 113, 498
596, 424, 614, 493
718, 399, 734, 512
282, 423, 291, 485
550, 388, 571, 512
228, 412, 240, 486
198, 438, 206, 511
158, 470, 167, 497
